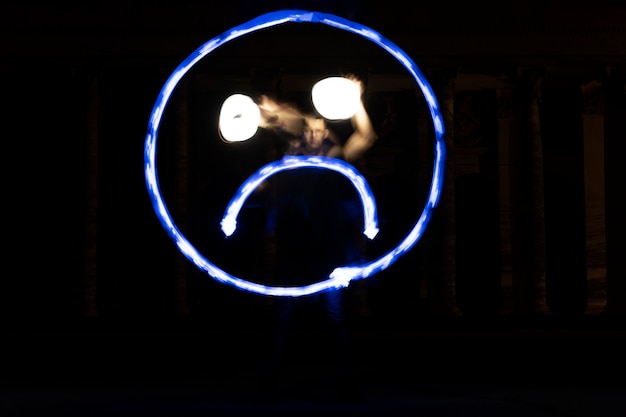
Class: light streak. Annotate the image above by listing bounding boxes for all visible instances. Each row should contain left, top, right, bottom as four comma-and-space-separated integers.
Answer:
144, 9, 446, 297
221, 156, 379, 240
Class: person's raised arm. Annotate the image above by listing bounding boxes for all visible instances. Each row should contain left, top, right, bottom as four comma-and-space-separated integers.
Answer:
341, 78, 378, 164
257, 94, 305, 136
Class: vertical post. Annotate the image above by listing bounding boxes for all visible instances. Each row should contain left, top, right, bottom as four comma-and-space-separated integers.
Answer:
603, 68, 626, 315
509, 68, 548, 315
416, 90, 433, 309
581, 79, 607, 314
496, 88, 515, 314
429, 68, 460, 316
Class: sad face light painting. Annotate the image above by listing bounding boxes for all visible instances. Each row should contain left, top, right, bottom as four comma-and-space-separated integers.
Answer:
144, 10, 446, 297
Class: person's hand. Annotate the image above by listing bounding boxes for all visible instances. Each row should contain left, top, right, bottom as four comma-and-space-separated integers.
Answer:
256, 95, 304, 134
257, 95, 280, 114
257, 95, 281, 128
342, 74, 364, 96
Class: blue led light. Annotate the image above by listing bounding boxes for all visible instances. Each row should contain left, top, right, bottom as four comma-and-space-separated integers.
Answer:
221, 156, 379, 240
144, 9, 446, 297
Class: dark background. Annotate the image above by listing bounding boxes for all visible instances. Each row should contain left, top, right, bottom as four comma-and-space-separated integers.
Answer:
2, 2, 626, 409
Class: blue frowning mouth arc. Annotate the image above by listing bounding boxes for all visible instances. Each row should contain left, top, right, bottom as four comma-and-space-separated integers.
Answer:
144, 9, 446, 297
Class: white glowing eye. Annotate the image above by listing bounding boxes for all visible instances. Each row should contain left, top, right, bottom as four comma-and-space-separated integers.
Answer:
218, 94, 261, 142
311, 77, 360, 120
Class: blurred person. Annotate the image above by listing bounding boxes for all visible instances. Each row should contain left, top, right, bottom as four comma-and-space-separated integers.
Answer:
257, 75, 377, 164
255, 75, 377, 403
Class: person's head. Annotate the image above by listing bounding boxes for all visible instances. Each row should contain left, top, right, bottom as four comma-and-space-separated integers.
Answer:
302, 114, 329, 152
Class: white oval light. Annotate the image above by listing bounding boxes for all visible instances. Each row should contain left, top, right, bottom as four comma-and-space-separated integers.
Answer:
218, 94, 260, 142
312, 77, 360, 120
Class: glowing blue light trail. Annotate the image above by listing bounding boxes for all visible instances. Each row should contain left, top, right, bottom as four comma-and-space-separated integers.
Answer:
144, 9, 446, 297
221, 156, 379, 240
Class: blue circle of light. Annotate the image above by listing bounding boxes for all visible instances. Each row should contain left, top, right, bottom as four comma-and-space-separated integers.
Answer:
144, 9, 446, 297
